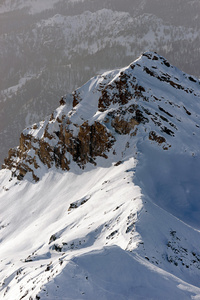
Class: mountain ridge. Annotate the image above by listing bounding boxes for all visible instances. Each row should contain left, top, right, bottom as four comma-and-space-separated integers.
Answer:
3, 51, 200, 182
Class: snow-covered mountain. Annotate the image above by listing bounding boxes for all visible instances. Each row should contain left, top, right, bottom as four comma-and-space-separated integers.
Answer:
1, 52, 200, 299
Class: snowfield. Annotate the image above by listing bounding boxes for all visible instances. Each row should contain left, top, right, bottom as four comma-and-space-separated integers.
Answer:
1, 152, 200, 300
1, 149, 200, 299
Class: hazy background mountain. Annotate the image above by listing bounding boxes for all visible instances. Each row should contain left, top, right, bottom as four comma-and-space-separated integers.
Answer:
0, 0, 200, 164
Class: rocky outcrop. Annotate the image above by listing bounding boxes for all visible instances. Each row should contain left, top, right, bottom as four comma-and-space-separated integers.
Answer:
3, 146, 40, 181
111, 116, 139, 134
2, 115, 115, 181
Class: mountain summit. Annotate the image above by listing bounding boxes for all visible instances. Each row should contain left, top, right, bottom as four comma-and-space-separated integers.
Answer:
1, 52, 200, 299
3, 51, 200, 182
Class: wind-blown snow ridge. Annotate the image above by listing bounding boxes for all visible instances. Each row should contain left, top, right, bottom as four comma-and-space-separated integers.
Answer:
1, 52, 200, 299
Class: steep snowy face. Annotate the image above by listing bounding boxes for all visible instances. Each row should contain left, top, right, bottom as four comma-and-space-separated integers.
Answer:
3, 51, 200, 182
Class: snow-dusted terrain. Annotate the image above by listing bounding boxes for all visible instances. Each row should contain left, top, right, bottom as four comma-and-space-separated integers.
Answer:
1, 52, 200, 299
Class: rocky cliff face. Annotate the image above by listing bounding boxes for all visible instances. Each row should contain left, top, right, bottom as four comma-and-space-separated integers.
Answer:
3, 52, 200, 181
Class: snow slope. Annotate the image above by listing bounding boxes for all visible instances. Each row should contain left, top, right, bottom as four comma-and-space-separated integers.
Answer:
1, 52, 200, 299
1, 153, 200, 299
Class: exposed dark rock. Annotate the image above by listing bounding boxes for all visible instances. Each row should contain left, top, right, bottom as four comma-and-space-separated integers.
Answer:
59, 97, 66, 106
161, 126, 174, 136
188, 76, 196, 83
158, 106, 173, 118
183, 106, 191, 116
149, 131, 166, 144
111, 116, 139, 134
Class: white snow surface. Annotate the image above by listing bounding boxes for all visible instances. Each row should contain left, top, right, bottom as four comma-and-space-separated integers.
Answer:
1, 52, 200, 299
1, 154, 200, 300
